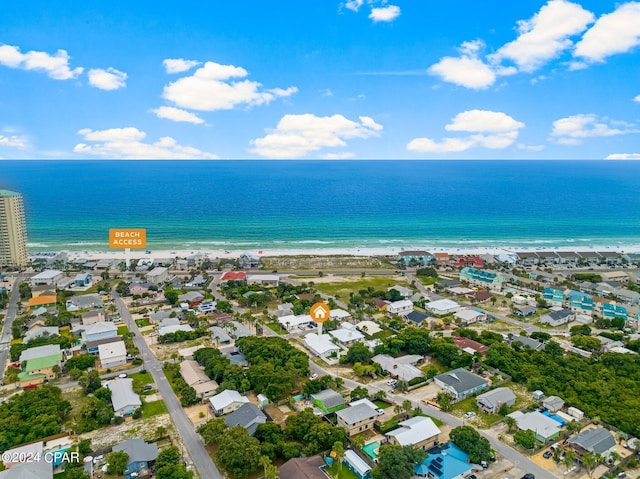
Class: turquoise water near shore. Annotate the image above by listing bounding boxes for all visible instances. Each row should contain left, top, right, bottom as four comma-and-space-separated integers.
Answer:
1, 160, 639, 251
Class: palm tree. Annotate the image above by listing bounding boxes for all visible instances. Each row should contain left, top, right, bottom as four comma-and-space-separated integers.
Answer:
616, 431, 629, 444
504, 416, 517, 433
402, 400, 412, 419
563, 450, 577, 472
436, 391, 453, 412
607, 451, 620, 467
394, 405, 403, 417
351, 435, 366, 449
581, 453, 599, 479
260, 456, 272, 478
332, 441, 345, 474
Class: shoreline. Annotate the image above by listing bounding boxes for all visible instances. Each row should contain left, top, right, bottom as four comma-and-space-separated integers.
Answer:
27, 243, 640, 262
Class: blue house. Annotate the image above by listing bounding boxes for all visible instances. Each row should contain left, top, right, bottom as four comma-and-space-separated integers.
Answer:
433, 368, 489, 400
344, 450, 371, 479
601, 303, 628, 320
398, 250, 435, 266
112, 439, 158, 475
567, 291, 594, 314
543, 288, 565, 307
415, 443, 473, 479
74, 273, 92, 287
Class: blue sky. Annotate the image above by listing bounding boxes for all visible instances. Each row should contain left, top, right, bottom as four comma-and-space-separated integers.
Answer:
0, 0, 639, 160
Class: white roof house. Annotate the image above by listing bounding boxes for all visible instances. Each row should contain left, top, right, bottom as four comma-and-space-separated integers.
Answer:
387, 299, 414, 315
109, 378, 141, 417
372, 354, 423, 381
31, 269, 64, 285
329, 328, 364, 345
386, 416, 441, 446
24, 326, 59, 343
508, 411, 562, 441
454, 309, 487, 323
278, 314, 313, 330
98, 340, 127, 369
344, 450, 371, 479
159, 324, 194, 336
330, 309, 351, 320
355, 320, 382, 336
19, 344, 61, 363
209, 390, 250, 415
425, 299, 461, 314
304, 333, 340, 357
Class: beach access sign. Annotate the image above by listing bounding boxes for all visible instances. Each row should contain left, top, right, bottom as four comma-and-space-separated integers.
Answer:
109, 228, 146, 249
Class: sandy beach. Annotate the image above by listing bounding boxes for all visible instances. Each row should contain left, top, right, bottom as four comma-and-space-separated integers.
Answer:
28, 244, 640, 263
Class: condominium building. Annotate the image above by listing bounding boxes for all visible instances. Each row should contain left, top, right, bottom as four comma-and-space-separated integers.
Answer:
0, 190, 28, 268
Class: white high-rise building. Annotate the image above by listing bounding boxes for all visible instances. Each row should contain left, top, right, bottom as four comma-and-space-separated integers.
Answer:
0, 190, 28, 268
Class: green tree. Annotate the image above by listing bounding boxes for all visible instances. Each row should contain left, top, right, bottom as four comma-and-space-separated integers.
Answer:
514, 430, 536, 449
562, 450, 577, 472
504, 416, 517, 433
581, 453, 600, 479
372, 445, 427, 479
156, 446, 181, 469
332, 441, 345, 473
436, 391, 453, 412
78, 439, 92, 456
106, 451, 129, 475
197, 418, 228, 445
342, 343, 373, 365
217, 426, 262, 479
164, 288, 179, 305
350, 386, 370, 401
449, 426, 493, 464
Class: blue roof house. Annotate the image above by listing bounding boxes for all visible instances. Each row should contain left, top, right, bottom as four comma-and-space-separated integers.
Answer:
112, 439, 158, 475
601, 303, 628, 320
414, 443, 474, 479
568, 291, 595, 315
543, 288, 565, 307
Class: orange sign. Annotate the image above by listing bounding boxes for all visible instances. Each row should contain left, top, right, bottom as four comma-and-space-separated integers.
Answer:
310, 302, 330, 323
109, 228, 147, 249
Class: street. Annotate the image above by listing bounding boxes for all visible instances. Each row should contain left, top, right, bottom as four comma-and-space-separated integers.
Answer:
0, 277, 23, 380
111, 290, 223, 479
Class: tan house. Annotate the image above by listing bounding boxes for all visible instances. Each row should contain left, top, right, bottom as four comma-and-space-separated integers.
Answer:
81, 309, 107, 325
18, 353, 62, 388
335, 399, 379, 436
386, 417, 441, 450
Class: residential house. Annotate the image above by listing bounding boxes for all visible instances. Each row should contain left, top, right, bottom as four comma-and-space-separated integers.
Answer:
98, 340, 127, 369
0, 459, 52, 479
476, 387, 516, 413
436, 279, 461, 290
86, 336, 122, 354
226, 320, 251, 338
601, 271, 629, 282
540, 309, 574, 327
111, 439, 159, 475
311, 389, 345, 414
197, 300, 217, 314
129, 282, 151, 295
514, 305, 537, 317
577, 251, 601, 264
516, 252, 539, 266
31, 285, 56, 298
413, 443, 473, 479
330, 309, 352, 321
23, 326, 59, 343
247, 274, 279, 286
598, 251, 622, 265
31, 269, 64, 286
303, 333, 340, 358
109, 378, 141, 416
614, 288, 640, 305
425, 299, 460, 315
279, 456, 326, 479
466, 290, 493, 303
556, 251, 580, 264
180, 360, 219, 398
452, 255, 484, 269
335, 400, 379, 436
239, 253, 260, 269
210, 326, 232, 344
178, 291, 205, 307
372, 354, 423, 382
66, 293, 103, 311
566, 427, 617, 459
459, 267, 505, 292
453, 337, 489, 355
82, 321, 118, 343
19, 344, 62, 363
511, 335, 545, 351
27, 295, 57, 312
508, 410, 562, 442
600, 303, 628, 321
224, 403, 267, 436
355, 321, 382, 336
329, 327, 365, 346
406, 310, 430, 325
344, 450, 371, 479
278, 314, 313, 331
538, 251, 560, 264
209, 390, 250, 415
220, 271, 247, 283
186, 274, 207, 288
388, 285, 413, 298
81, 309, 107, 325
542, 288, 565, 307
434, 252, 451, 267
433, 368, 489, 400
146, 267, 169, 284
159, 324, 194, 336
18, 348, 63, 388
542, 395, 565, 413
454, 309, 486, 324
386, 299, 414, 315
371, 297, 388, 312
386, 416, 441, 450
398, 250, 434, 266
74, 273, 92, 287
567, 291, 595, 315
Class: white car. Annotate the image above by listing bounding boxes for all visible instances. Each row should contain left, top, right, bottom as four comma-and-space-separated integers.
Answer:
386, 379, 397, 386
463, 411, 476, 418
309, 373, 318, 380
376, 408, 385, 416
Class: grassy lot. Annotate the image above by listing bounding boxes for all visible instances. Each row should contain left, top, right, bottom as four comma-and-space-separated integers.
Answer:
135, 318, 151, 327
142, 399, 168, 418
373, 400, 391, 409
130, 371, 153, 386
379, 416, 399, 434
417, 413, 444, 427
266, 322, 288, 335
417, 276, 439, 286
325, 461, 359, 479
116, 325, 129, 335
315, 276, 410, 299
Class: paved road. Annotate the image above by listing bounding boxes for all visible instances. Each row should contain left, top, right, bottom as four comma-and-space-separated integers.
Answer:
308, 360, 557, 479
0, 277, 23, 378
111, 290, 222, 479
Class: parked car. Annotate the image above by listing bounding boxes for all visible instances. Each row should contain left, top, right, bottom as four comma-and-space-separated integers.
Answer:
463, 411, 476, 418
118, 373, 128, 379
543, 450, 553, 459
376, 408, 385, 416
309, 373, 318, 380
386, 379, 397, 386
521, 474, 535, 479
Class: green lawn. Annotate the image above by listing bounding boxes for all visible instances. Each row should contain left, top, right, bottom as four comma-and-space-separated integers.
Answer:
142, 399, 168, 418
325, 462, 359, 479
379, 417, 399, 434
135, 318, 151, 327
266, 322, 288, 335
417, 276, 439, 286
373, 400, 391, 409
315, 277, 410, 299
130, 371, 153, 386
117, 325, 129, 335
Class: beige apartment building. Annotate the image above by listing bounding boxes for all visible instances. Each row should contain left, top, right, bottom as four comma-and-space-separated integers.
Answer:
0, 190, 28, 268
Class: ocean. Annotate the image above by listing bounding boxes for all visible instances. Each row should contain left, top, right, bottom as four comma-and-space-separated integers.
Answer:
1, 160, 639, 252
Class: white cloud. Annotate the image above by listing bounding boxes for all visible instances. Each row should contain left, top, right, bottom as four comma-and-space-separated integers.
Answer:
162, 61, 297, 111
320, 88, 333, 97
518, 143, 546, 152
344, 0, 364, 12
163, 58, 201, 74
369, 5, 401, 22
0, 134, 29, 149
407, 110, 525, 153
606, 153, 640, 160
88, 67, 127, 90
428, 41, 496, 89
489, 0, 594, 72
74, 127, 217, 159
250, 113, 382, 158
319, 152, 356, 159
634, 94, 640, 102
150, 106, 206, 124
574, 2, 640, 63
0, 44, 83, 80
550, 113, 638, 144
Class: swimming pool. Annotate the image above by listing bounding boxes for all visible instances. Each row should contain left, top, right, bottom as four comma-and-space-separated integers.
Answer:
542, 410, 566, 425
363, 441, 380, 460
